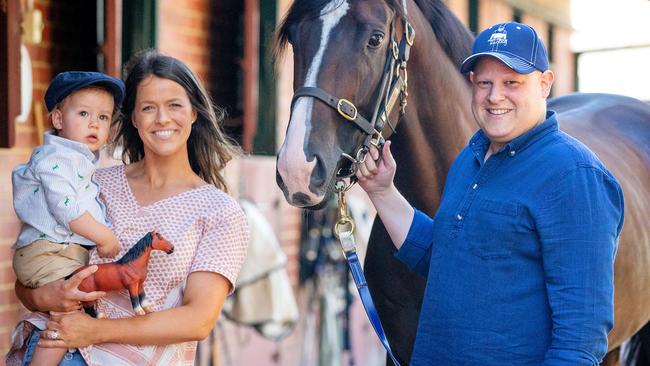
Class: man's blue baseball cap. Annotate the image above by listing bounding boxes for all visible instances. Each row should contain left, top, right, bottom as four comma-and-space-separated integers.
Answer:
44, 71, 125, 112
460, 22, 549, 74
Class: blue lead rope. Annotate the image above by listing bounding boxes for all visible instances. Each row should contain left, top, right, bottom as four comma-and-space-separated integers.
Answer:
335, 219, 402, 366
344, 247, 402, 366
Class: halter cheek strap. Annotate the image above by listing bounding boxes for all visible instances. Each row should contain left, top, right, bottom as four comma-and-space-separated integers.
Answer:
288, 9, 414, 366
291, 16, 414, 180
291, 87, 378, 135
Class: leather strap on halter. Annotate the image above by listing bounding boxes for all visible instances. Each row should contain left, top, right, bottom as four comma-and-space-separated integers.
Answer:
291, 87, 378, 135
291, 17, 414, 149
290, 10, 415, 366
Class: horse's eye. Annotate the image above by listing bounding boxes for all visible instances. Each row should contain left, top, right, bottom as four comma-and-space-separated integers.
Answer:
368, 32, 384, 48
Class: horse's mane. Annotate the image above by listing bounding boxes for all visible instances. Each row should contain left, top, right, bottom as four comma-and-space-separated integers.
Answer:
412, 0, 474, 68
116, 232, 153, 264
273, 0, 474, 69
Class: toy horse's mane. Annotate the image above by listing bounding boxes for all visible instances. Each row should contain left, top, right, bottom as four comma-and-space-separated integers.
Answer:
116, 232, 154, 264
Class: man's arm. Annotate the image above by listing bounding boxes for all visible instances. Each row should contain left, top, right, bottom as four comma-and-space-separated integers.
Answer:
538, 166, 624, 365
357, 141, 414, 249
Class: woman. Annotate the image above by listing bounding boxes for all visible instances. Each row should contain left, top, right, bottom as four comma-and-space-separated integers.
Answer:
7, 50, 249, 365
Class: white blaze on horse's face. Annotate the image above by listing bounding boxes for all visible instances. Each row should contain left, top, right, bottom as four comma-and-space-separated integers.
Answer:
277, 0, 350, 207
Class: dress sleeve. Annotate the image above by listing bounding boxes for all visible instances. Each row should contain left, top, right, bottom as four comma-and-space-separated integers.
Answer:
538, 166, 624, 365
190, 198, 249, 294
31, 152, 93, 229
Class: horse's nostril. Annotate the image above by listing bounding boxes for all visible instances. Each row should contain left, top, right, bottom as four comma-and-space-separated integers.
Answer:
292, 192, 312, 206
310, 155, 327, 188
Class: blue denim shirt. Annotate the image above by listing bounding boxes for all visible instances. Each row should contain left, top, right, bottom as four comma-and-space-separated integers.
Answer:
397, 111, 624, 365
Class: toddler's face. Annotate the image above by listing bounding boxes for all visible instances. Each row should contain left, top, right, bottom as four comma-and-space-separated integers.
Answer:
52, 88, 114, 151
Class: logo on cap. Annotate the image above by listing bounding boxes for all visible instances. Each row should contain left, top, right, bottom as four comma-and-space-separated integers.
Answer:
488, 26, 508, 47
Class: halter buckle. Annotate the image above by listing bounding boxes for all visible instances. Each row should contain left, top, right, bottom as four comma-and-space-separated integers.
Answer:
405, 22, 415, 46
337, 99, 358, 121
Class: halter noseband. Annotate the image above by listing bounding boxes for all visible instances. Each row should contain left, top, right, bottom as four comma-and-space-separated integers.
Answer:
289, 13, 415, 180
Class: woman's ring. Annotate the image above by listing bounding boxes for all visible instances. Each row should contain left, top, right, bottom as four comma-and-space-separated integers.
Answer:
51, 330, 59, 340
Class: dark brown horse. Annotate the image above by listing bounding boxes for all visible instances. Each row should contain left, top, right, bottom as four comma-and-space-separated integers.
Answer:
274, 0, 650, 365
71, 231, 174, 318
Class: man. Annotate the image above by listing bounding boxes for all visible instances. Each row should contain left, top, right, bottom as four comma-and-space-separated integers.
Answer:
357, 22, 624, 365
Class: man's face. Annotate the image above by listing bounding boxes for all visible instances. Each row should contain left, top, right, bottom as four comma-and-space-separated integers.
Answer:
470, 57, 554, 151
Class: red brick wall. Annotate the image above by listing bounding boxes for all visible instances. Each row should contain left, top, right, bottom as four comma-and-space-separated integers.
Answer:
157, 0, 302, 285
159, 0, 213, 84
0, 0, 52, 356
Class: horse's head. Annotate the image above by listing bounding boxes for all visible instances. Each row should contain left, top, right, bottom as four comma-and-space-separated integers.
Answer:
150, 231, 174, 254
275, 0, 411, 208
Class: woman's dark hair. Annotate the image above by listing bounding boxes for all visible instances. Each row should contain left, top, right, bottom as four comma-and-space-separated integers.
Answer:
114, 50, 240, 192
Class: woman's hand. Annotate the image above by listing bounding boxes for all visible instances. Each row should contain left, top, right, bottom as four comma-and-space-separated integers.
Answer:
15, 265, 106, 312
39, 311, 99, 349
357, 140, 397, 198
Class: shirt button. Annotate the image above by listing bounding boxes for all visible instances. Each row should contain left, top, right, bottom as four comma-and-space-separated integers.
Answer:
456, 214, 463, 221
472, 183, 478, 190
510, 150, 516, 156
54, 225, 68, 235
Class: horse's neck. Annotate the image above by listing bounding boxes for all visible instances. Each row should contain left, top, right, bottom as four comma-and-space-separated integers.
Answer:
127, 247, 153, 273
392, 22, 475, 214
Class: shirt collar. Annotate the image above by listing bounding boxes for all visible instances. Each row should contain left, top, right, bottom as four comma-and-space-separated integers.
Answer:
469, 110, 559, 156
44, 131, 99, 162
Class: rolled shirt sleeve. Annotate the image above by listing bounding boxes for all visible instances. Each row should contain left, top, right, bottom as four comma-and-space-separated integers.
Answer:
537, 166, 624, 365
395, 208, 435, 277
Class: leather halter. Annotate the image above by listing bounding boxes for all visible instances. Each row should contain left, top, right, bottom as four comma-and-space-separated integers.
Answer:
289, 15, 415, 179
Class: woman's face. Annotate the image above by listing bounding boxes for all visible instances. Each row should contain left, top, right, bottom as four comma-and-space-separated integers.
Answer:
131, 75, 197, 159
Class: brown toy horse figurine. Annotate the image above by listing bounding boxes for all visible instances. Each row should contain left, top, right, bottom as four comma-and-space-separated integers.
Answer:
70, 231, 174, 317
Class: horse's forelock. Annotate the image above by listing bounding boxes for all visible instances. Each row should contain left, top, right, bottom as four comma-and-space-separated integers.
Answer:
274, 0, 342, 63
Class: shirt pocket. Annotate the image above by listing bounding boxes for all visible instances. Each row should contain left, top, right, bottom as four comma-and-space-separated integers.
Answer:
468, 198, 520, 260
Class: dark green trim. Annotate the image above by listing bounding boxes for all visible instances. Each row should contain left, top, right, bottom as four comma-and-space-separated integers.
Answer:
469, 0, 479, 34
513, 8, 523, 23
122, 0, 157, 67
253, 1, 277, 155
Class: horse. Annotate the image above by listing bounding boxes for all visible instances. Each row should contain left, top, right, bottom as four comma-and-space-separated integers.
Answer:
273, 1, 650, 365
70, 231, 175, 318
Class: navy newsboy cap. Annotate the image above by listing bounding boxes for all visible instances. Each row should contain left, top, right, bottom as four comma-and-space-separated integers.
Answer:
460, 22, 549, 74
44, 71, 125, 112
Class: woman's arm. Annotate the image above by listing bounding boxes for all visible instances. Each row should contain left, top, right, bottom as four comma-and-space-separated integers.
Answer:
39, 271, 230, 348
15, 265, 105, 312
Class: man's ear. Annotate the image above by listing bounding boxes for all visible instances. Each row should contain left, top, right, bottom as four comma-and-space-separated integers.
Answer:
469, 71, 475, 83
540, 70, 555, 98
51, 109, 63, 130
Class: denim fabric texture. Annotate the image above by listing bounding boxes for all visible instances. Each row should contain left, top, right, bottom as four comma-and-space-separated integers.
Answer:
22, 330, 88, 366
397, 111, 624, 365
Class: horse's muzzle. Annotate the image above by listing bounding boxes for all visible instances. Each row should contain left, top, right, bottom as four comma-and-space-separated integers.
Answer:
166, 247, 174, 254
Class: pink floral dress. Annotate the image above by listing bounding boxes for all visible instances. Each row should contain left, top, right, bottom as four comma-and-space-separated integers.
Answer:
8, 165, 248, 366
